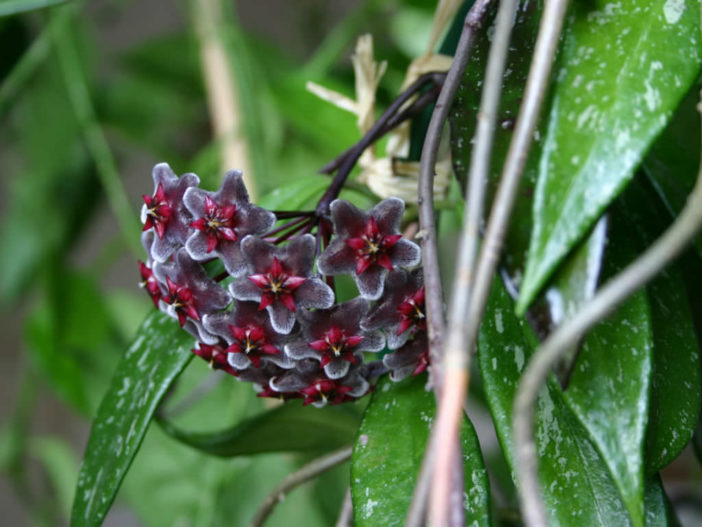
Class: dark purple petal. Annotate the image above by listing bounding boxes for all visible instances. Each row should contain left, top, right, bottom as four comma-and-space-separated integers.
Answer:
323, 358, 353, 380
328, 199, 368, 238
389, 239, 421, 268
354, 266, 386, 300
317, 238, 357, 276
372, 196, 404, 234
266, 301, 296, 334
294, 279, 335, 310
229, 279, 262, 303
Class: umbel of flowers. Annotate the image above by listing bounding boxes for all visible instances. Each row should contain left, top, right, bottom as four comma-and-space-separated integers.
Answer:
139, 163, 429, 406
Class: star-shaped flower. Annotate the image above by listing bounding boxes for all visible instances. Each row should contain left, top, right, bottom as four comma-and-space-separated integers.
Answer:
154, 249, 231, 344
138, 260, 163, 308
141, 163, 200, 262
183, 170, 275, 277
318, 198, 420, 300
382, 334, 430, 382
229, 235, 334, 334
269, 364, 370, 407
203, 302, 294, 370
362, 269, 426, 349
192, 342, 239, 377
286, 297, 384, 379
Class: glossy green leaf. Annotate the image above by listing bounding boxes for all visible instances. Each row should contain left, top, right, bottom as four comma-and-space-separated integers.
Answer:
480, 281, 650, 525
518, 0, 702, 313
563, 213, 653, 527
449, 1, 608, 369
351, 375, 490, 527
157, 401, 360, 457
258, 175, 331, 211
0, 0, 70, 17
617, 179, 701, 473
71, 312, 193, 527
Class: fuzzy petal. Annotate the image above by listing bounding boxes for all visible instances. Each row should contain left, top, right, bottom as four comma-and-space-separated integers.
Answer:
323, 359, 351, 380
294, 278, 335, 310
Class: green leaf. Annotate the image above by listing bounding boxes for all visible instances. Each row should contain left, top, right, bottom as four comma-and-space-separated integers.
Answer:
642, 84, 702, 260
617, 179, 701, 474
24, 269, 122, 415
449, 1, 609, 373
351, 375, 490, 527
71, 312, 193, 527
0, 0, 70, 17
563, 212, 654, 527
480, 280, 632, 525
157, 401, 360, 457
258, 175, 330, 211
29, 436, 80, 521
518, 0, 702, 313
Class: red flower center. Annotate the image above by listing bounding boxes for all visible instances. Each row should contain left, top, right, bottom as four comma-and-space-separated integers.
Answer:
248, 257, 306, 312
163, 276, 200, 326
309, 326, 363, 367
396, 287, 426, 335
142, 183, 173, 239
138, 261, 162, 308
190, 195, 238, 253
301, 379, 354, 406
226, 324, 279, 368
193, 343, 238, 377
345, 217, 402, 274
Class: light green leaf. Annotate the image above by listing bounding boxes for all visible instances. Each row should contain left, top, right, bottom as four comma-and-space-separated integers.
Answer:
518, 0, 702, 313
71, 312, 193, 527
351, 375, 490, 527
0, 0, 70, 17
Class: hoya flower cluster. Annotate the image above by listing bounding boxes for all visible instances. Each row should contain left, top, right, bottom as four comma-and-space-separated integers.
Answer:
138, 163, 429, 406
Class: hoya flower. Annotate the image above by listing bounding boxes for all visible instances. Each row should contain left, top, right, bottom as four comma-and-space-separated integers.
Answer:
270, 365, 370, 407
183, 170, 275, 277
318, 198, 420, 300
154, 249, 231, 343
192, 342, 239, 377
383, 334, 430, 382
286, 297, 384, 379
141, 163, 199, 263
362, 269, 425, 349
203, 302, 294, 370
138, 260, 163, 308
229, 234, 334, 334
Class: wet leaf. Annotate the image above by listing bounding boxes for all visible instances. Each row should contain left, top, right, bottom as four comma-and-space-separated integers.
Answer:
617, 179, 701, 473
71, 312, 193, 527
157, 401, 360, 457
563, 212, 653, 527
518, 0, 702, 313
480, 281, 651, 526
351, 375, 490, 527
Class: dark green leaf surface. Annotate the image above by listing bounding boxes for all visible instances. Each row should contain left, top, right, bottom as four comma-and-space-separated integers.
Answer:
564, 227, 653, 527
518, 0, 702, 313
158, 401, 360, 457
480, 281, 635, 525
618, 180, 701, 473
351, 375, 490, 527
642, 85, 702, 259
71, 312, 193, 527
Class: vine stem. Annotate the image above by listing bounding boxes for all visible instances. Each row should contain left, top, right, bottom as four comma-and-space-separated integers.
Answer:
428, 0, 518, 523
248, 446, 353, 527
513, 95, 702, 527
408, 2, 493, 526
